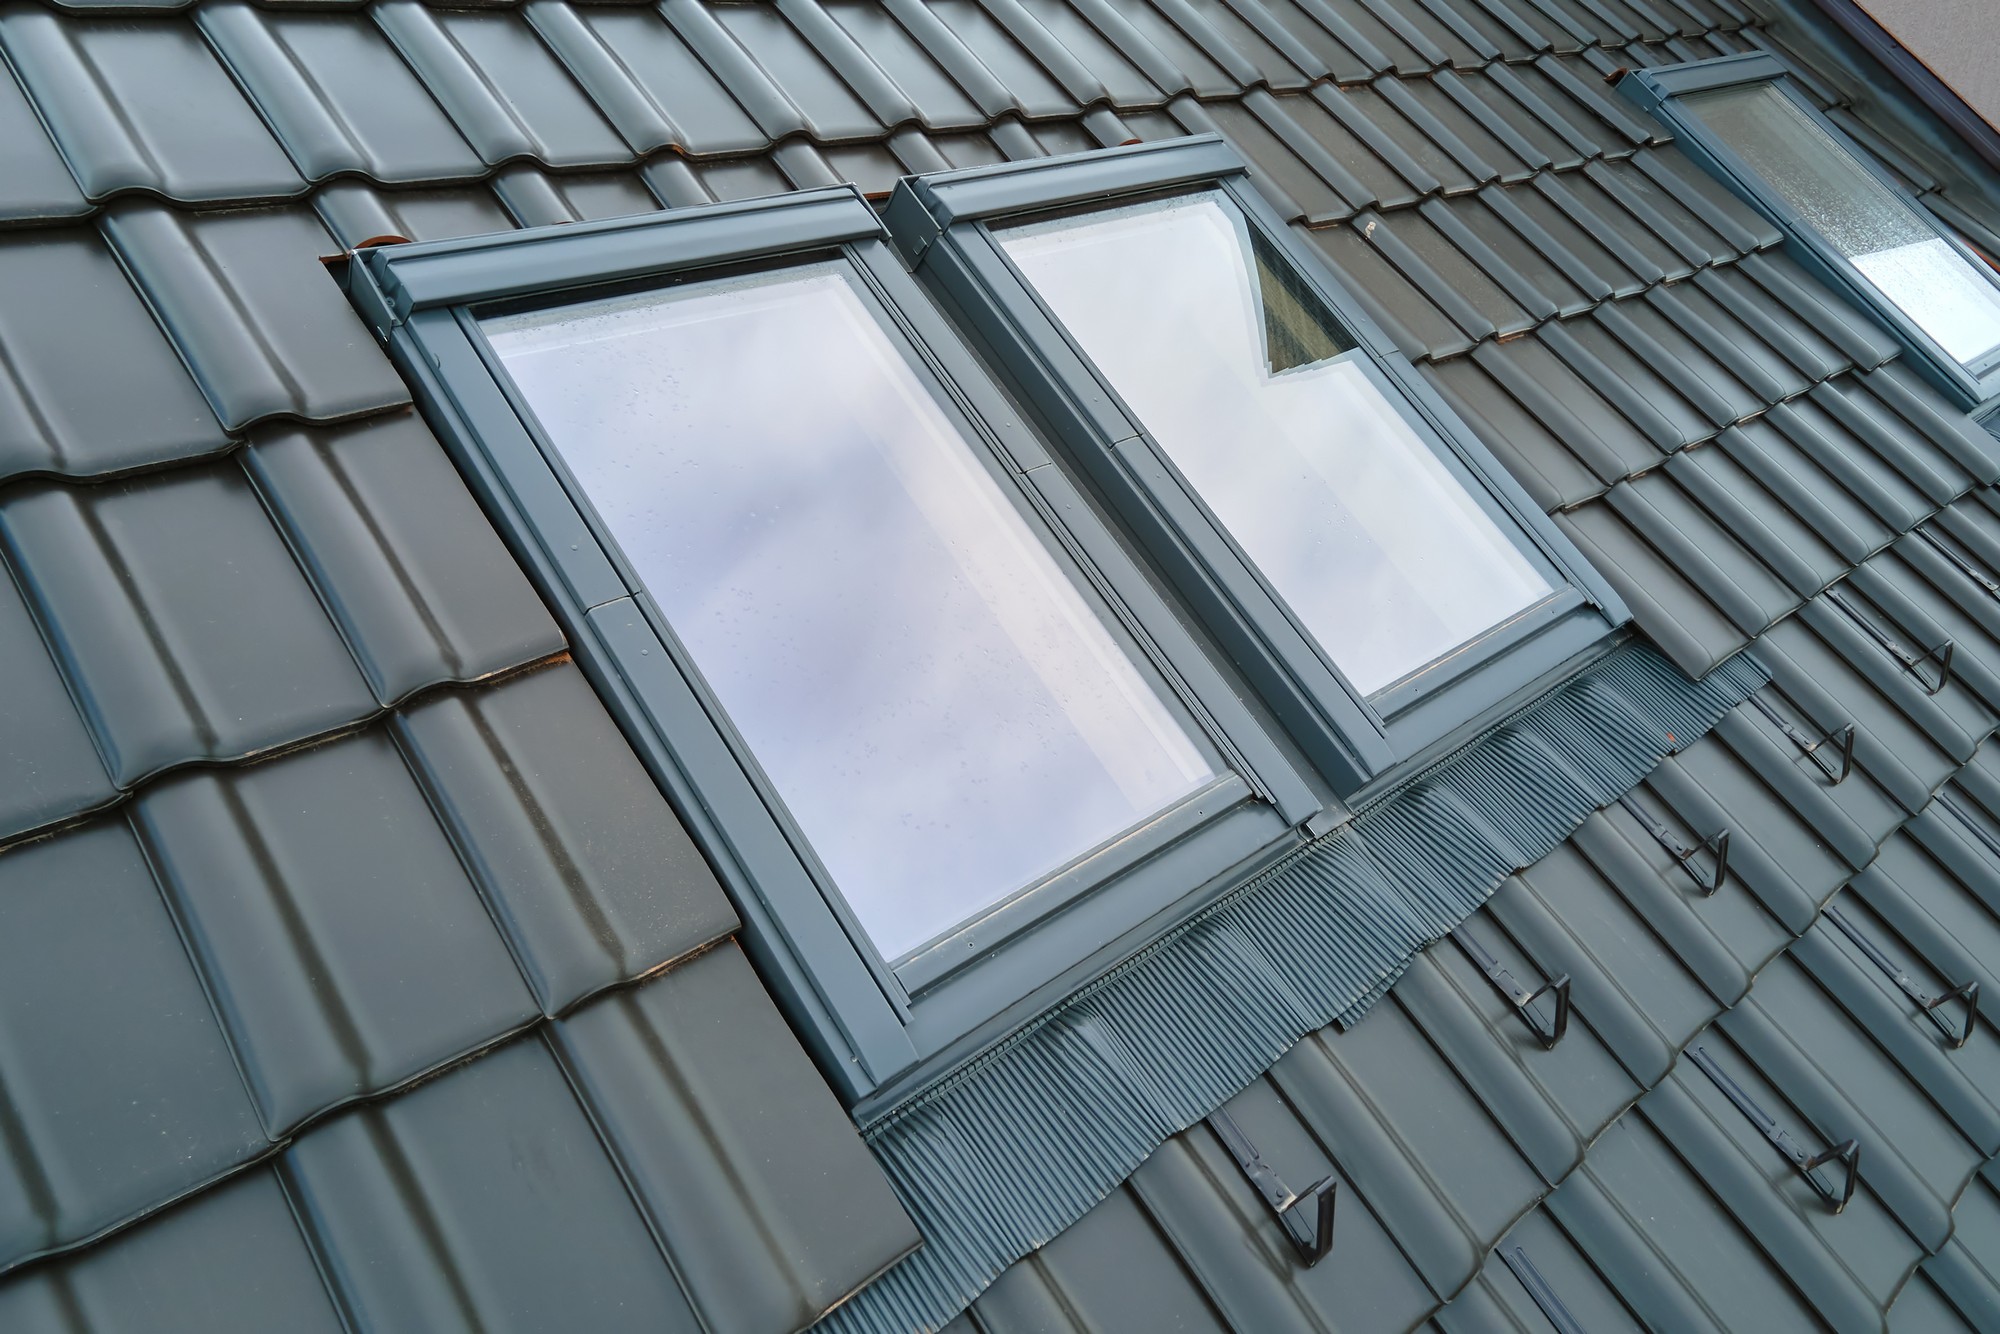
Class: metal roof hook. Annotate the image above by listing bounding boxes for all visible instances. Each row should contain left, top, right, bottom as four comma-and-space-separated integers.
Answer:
1452, 927, 1570, 1049
1206, 1110, 1338, 1266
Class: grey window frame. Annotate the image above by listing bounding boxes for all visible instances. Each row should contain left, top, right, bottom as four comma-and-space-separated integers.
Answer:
344, 187, 1320, 1104
884, 136, 1629, 795
1620, 52, 2000, 411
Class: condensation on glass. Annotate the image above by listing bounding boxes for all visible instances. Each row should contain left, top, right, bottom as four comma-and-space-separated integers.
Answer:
484, 265, 1216, 961
1000, 193, 1551, 698
1686, 80, 2000, 368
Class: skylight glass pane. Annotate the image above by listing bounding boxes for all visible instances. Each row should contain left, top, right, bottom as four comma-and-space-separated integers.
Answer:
1001, 193, 1551, 697
483, 265, 1215, 961
1686, 81, 2000, 367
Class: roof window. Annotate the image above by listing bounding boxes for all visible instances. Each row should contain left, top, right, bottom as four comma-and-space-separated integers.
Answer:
1622, 53, 2000, 410
887, 138, 1627, 790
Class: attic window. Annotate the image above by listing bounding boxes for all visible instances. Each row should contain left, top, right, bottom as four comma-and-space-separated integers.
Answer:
998, 192, 1554, 698
484, 264, 1218, 961
887, 138, 1626, 792
350, 186, 1318, 1102
1621, 53, 2000, 408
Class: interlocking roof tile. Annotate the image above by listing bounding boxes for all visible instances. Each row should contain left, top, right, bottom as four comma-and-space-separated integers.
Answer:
0, 61, 87, 224
0, 7, 302, 203
0, 821, 267, 1270
492, 163, 664, 225
101, 202, 409, 429
0, 466, 378, 787
374, 2, 633, 169
199, 3, 485, 186
131, 728, 541, 1135
0, 569, 113, 842
313, 180, 517, 247
0, 229, 227, 485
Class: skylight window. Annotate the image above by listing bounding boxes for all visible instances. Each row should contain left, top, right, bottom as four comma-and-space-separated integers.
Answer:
352, 185, 1319, 1100
1684, 81, 2000, 368
1622, 53, 2000, 409
998, 192, 1553, 697
888, 137, 1626, 789
484, 264, 1216, 960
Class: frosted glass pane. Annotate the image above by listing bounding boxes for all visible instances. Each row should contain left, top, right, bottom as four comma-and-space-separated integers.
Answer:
1002, 194, 1552, 697
1688, 81, 2000, 366
486, 265, 1215, 959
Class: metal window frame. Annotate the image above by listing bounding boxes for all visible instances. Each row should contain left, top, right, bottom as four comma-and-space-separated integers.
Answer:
883, 136, 1629, 793
345, 186, 1321, 1103
1620, 52, 2000, 411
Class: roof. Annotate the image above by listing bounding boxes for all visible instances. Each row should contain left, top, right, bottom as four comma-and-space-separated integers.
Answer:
1, 0, 2000, 1330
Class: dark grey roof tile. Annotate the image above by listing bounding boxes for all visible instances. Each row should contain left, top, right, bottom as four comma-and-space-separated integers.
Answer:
394, 663, 737, 1014
1555, 500, 1746, 676
1416, 196, 1559, 321
0, 564, 112, 844
199, 5, 484, 186
694, 0, 884, 141
0, 62, 88, 224
1362, 0, 1491, 66
491, 163, 661, 225
1010, 0, 1175, 105
1190, 94, 1369, 224
1666, 443, 1850, 600
677, 152, 796, 203
1434, 193, 1590, 316
313, 180, 516, 248
1766, 395, 1934, 540
1485, 175, 1642, 299
1304, 83, 1445, 203
1631, 143, 1783, 254
1163, 0, 1326, 87
0, 229, 227, 485
1736, 250, 1903, 372
918, 0, 1087, 118
1651, 279, 1816, 406
130, 729, 539, 1134
1301, 219, 1469, 358
553, 942, 919, 1334
1598, 299, 1763, 428
1438, 1209, 1648, 1334
925, 126, 1009, 168
374, 2, 633, 169
1063, 0, 1243, 97
100, 202, 410, 429
822, 138, 917, 194
1419, 354, 1604, 508
524, 2, 766, 156
974, 1185, 1234, 1333
0, 820, 265, 1270
242, 413, 564, 705
281, 1034, 701, 1334
0, 7, 304, 204
1343, 80, 1478, 193
816, 0, 993, 126
0, 1169, 341, 1334
1541, 317, 1706, 451
0, 466, 377, 787
1584, 155, 1736, 269
1385, 74, 1540, 185
1222, 0, 1381, 83
1473, 62, 1604, 166
1533, 170, 1679, 287
1355, 206, 1524, 338
1464, 330, 1667, 486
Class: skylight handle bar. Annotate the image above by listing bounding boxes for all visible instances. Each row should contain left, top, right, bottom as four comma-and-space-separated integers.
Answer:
1499, 1246, 1588, 1334
1617, 795, 1729, 896
1687, 1046, 1861, 1213
1206, 1110, 1338, 1266
1824, 905, 1979, 1049
1826, 587, 1955, 696
1747, 693, 1854, 785
1451, 927, 1570, 1049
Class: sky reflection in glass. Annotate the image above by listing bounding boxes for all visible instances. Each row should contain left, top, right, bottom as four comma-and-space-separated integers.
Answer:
1001, 194, 1550, 697
485, 265, 1215, 960
1687, 81, 2000, 367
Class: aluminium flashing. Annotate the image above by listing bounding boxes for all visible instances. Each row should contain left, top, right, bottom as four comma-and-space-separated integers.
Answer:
827, 641, 1767, 1333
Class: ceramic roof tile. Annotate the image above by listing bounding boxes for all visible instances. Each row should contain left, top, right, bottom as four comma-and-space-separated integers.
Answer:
814, 0, 995, 126
130, 727, 541, 1134
0, 1169, 342, 1334
393, 663, 739, 1014
0, 820, 266, 1272
0, 7, 303, 204
313, 180, 517, 248
242, 413, 564, 705
199, 4, 485, 186
0, 567, 112, 844
374, 2, 633, 169
1301, 218, 1469, 358
553, 942, 920, 1332
0, 465, 378, 788
1159, 0, 1322, 88
0, 62, 88, 224
490, 163, 661, 226
692, 0, 885, 141
1189, 94, 1370, 224
101, 202, 410, 430
0, 229, 227, 485
1067, 0, 1245, 97
892, 0, 1080, 119
281, 1034, 703, 1334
